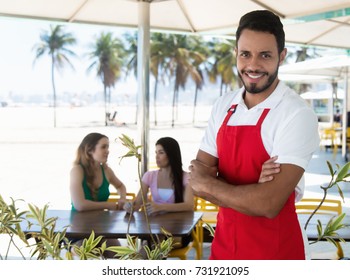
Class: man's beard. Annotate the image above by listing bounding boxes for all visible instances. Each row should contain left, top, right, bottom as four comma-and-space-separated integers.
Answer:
238, 68, 278, 94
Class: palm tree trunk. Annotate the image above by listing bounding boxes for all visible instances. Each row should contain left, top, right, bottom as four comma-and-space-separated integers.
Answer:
192, 86, 199, 124
153, 77, 158, 126
51, 54, 57, 128
175, 90, 179, 121
220, 80, 224, 97
107, 87, 111, 114
171, 87, 177, 128
104, 85, 108, 126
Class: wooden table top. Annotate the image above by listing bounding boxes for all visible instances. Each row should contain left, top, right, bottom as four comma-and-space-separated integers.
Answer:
21, 209, 203, 240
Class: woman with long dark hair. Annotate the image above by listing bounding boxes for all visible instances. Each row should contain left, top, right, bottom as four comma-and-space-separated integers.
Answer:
125, 137, 192, 248
130, 137, 193, 215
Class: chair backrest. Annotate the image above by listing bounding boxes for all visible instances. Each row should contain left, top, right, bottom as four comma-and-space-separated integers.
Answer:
194, 197, 219, 212
321, 128, 336, 139
295, 198, 342, 215
148, 162, 158, 170
108, 192, 136, 203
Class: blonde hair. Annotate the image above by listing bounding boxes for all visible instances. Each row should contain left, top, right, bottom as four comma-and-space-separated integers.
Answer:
74, 132, 108, 198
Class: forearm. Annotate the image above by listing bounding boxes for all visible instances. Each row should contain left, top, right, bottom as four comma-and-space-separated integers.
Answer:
199, 177, 270, 216
197, 165, 303, 218
132, 187, 149, 211
116, 183, 127, 199
156, 201, 194, 212
74, 199, 116, 212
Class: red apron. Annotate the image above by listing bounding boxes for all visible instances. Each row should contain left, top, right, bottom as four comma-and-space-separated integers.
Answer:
210, 104, 305, 260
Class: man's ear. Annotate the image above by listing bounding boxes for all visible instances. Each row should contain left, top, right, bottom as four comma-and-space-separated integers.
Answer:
279, 48, 287, 65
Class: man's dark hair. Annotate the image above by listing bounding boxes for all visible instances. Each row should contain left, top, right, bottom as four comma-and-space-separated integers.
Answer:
236, 10, 285, 53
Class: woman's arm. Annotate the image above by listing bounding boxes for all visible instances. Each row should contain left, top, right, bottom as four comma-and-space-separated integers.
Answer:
105, 166, 127, 210
130, 181, 150, 212
146, 173, 194, 215
69, 165, 117, 212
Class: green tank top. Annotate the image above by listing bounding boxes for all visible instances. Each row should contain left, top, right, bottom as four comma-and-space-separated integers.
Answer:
71, 164, 110, 210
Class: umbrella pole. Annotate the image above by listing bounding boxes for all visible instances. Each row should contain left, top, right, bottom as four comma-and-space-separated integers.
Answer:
137, 1, 151, 175
341, 69, 348, 159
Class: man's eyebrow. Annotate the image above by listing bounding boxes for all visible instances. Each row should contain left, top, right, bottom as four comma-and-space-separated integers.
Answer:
238, 50, 273, 54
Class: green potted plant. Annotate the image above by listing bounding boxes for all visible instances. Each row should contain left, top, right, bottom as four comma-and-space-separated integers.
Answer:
0, 134, 174, 260
0, 195, 107, 260
106, 134, 175, 259
303, 161, 349, 258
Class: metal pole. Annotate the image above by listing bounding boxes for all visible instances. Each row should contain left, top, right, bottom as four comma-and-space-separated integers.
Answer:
137, 1, 150, 175
341, 68, 348, 159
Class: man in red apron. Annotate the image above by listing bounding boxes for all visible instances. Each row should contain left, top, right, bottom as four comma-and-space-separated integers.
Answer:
189, 10, 320, 259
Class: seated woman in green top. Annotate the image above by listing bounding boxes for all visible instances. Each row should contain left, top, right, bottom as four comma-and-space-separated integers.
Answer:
70, 132, 127, 211
69, 132, 128, 258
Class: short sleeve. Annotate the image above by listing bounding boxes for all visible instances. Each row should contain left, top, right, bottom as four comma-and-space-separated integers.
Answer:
271, 107, 320, 169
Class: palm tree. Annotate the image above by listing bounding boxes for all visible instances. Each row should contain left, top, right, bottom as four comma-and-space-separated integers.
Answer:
124, 31, 138, 78
215, 39, 238, 96
150, 32, 168, 126
124, 31, 170, 126
206, 38, 238, 97
189, 36, 207, 123
33, 25, 76, 127
162, 34, 204, 127
87, 32, 125, 126
124, 31, 139, 124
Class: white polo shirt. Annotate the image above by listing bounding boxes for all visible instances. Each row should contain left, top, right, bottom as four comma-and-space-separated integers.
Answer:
200, 81, 320, 201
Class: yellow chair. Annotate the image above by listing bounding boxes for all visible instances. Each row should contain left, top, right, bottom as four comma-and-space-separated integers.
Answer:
195, 197, 219, 214
193, 197, 219, 259
295, 198, 342, 215
346, 127, 350, 161
148, 162, 158, 170
167, 197, 207, 260
108, 192, 136, 203
168, 196, 218, 260
320, 127, 338, 158
168, 223, 202, 260
295, 198, 343, 259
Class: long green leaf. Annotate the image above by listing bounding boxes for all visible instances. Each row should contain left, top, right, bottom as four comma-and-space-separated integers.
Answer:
336, 162, 350, 182
326, 161, 334, 176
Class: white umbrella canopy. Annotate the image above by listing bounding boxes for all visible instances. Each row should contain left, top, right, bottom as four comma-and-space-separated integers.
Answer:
0, 0, 350, 47
283, 15, 350, 49
300, 89, 345, 100
280, 55, 350, 158
1, 0, 350, 168
280, 55, 350, 79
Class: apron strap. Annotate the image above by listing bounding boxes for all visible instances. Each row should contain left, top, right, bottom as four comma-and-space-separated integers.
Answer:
256, 108, 270, 127
222, 104, 238, 126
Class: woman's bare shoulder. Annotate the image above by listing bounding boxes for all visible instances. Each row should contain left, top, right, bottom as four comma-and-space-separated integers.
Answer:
70, 164, 84, 175
103, 164, 114, 173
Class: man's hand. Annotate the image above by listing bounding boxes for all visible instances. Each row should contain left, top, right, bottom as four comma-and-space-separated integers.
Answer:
189, 160, 218, 197
259, 156, 280, 183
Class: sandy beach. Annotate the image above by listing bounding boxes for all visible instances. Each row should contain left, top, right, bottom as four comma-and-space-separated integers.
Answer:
1, 104, 350, 259
1, 104, 349, 211
0, 105, 212, 209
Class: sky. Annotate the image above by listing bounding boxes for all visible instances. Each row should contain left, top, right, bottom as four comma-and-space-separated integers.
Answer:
0, 16, 137, 102
1, 16, 348, 105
